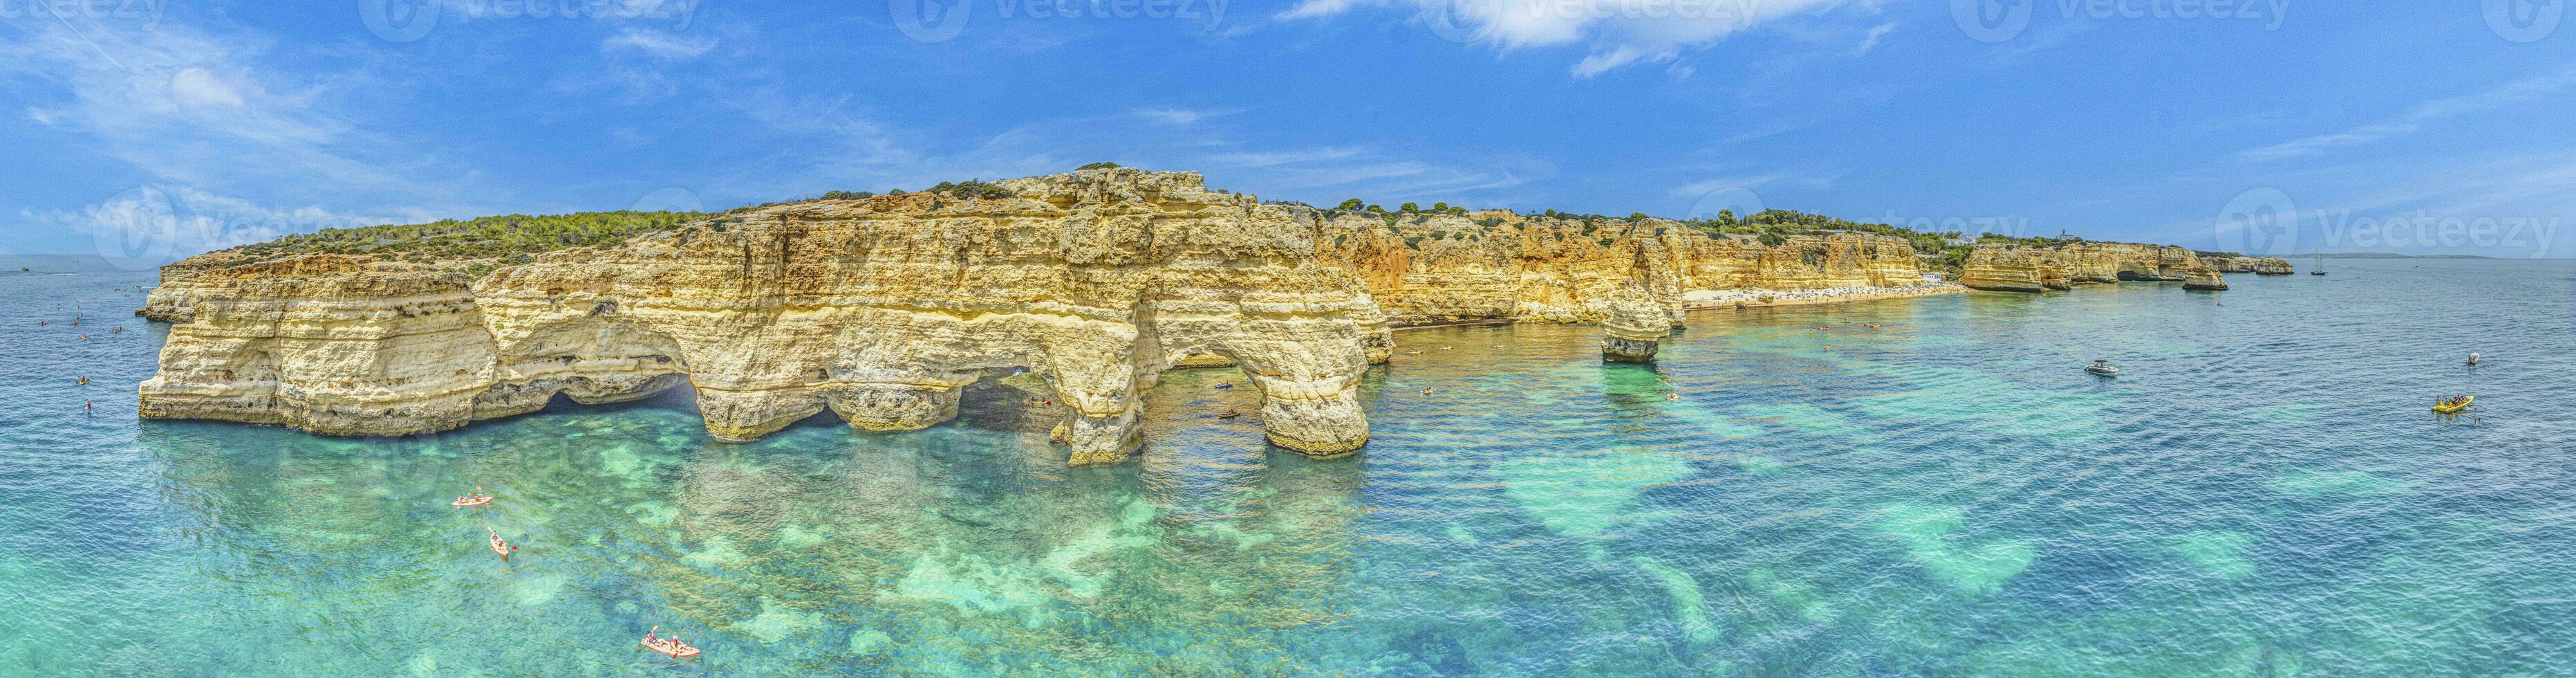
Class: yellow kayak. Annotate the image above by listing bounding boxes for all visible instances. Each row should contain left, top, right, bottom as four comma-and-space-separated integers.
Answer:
2432, 396, 2473, 414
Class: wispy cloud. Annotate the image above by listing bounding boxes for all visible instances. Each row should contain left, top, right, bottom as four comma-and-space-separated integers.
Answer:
2239, 64, 2576, 163
603, 27, 718, 60
1277, 0, 1857, 77
1853, 21, 1895, 55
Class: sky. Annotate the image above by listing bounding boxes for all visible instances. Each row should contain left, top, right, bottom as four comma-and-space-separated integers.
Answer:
3, 0, 2572, 265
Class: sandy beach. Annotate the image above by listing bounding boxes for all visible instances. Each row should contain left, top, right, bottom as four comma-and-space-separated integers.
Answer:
1682, 282, 1968, 310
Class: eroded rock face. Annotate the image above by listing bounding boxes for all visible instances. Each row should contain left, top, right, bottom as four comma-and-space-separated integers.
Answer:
1961, 242, 2205, 292
2205, 255, 2295, 275
2183, 266, 2229, 291
1599, 284, 1669, 363
139, 169, 1384, 464
1315, 212, 1923, 325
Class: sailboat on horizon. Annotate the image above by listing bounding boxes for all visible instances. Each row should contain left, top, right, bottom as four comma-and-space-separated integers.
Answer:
2311, 251, 2326, 275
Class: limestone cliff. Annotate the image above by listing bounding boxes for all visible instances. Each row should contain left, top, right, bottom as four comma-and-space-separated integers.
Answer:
139, 169, 1388, 465
1314, 211, 1924, 325
1960, 242, 2204, 292
1598, 284, 1668, 363
2203, 255, 2295, 275
2182, 266, 2229, 291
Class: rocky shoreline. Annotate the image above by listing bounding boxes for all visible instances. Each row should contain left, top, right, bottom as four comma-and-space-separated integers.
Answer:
131, 167, 2221, 464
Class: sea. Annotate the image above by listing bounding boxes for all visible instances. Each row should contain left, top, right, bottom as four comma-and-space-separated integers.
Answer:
3, 255, 2572, 675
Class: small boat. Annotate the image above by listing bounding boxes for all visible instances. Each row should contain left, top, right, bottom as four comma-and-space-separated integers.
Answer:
642, 627, 701, 659
489, 531, 516, 560
2084, 361, 2119, 376
2433, 396, 2473, 415
451, 495, 493, 508
1213, 383, 1233, 389
2311, 253, 2326, 275
2466, 353, 2481, 366
1216, 410, 1240, 419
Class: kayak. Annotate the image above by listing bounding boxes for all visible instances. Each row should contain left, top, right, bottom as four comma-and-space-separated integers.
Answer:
451, 495, 493, 508
642, 636, 701, 659
489, 534, 514, 559
2433, 396, 2473, 414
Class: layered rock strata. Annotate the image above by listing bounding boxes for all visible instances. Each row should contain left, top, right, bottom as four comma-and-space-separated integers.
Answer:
2182, 266, 2229, 291
2204, 255, 2295, 275
139, 169, 1388, 464
1599, 284, 1669, 363
1315, 212, 1923, 326
1960, 242, 2205, 292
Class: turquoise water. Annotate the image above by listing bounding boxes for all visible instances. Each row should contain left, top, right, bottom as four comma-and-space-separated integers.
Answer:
6, 256, 2575, 675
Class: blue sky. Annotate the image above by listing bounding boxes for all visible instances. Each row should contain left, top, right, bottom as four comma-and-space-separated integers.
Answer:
3, 0, 2572, 262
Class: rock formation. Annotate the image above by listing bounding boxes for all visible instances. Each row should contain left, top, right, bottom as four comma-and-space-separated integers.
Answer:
2182, 266, 2229, 291
138, 169, 1389, 465
1960, 242, 2205, 292
1314, 211, 1924, 326
2202, 254, 2295, 275
1598, 284, 1669, 363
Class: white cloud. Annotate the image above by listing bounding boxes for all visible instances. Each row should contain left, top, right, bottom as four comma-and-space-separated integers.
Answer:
170, 67, 247, 108
41, 186, 400, 268
602, 28, 718, 60
1281, 0, 1855, 76
1854, 21, 1895, 55
2239, 65, 2576, 163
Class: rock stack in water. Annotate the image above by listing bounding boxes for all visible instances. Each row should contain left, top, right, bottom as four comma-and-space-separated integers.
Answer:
1961, 241, 2208, 293
138, 168, 1390, 466
1599, 285, 1670, 363
2183, 266, 2229, 291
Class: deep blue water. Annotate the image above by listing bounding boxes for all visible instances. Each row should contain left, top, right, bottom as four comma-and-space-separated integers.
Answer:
3, 255, 2573, 675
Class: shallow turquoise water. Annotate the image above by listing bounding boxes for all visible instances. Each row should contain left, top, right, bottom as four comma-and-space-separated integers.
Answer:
5, 256, 2575, 675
